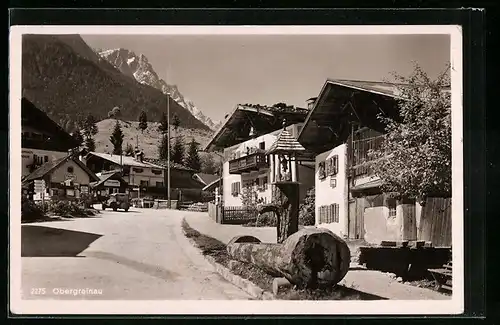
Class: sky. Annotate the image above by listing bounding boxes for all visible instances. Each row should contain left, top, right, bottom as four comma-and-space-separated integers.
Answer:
81, 34, 450, 122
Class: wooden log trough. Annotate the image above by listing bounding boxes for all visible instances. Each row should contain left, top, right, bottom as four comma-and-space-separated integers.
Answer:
227, 228, 351, 289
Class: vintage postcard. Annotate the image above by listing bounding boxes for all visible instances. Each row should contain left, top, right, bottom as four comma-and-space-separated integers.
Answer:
9, 25, 463, 315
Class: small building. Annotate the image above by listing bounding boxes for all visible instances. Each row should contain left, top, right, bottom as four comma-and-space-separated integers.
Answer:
193, 173, 220, 189
89, 170, 128, 196
22, 154, 99, 201
21, 97, 80, 178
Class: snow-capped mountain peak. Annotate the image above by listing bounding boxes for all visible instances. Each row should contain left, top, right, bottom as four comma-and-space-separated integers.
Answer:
98, 48, 220, 130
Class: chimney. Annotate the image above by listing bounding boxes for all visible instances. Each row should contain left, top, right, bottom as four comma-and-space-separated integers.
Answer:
306, 97, 317, 110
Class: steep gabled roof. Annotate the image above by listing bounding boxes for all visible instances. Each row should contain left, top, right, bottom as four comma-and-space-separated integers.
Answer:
266, 129, 306, 155
23, 155, 99, 183
193, 173, 219, 186
90, 170, 126, 188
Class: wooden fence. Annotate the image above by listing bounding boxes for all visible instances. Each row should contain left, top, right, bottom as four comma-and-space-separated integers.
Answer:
222, 206, 259, 224
418, 197, 452, 247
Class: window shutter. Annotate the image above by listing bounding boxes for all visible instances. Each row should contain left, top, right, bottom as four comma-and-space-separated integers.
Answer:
333, 155, 339, 175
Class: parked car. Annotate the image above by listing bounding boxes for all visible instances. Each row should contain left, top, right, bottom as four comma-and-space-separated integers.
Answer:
102, 193, 130, 212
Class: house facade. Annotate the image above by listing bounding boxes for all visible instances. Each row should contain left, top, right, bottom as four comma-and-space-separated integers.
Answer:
21, 98, 80, 178
298, 79, 451, 246
23, 155, 99, 201
204, 104, 315, 209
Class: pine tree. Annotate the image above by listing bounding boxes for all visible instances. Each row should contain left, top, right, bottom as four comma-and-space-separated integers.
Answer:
185, 138, 201, 172
124, 143, 135, 156
85, 137, 96, 152
173, 113, 180, 131
158, 134, 169, 161
72, 128, 84, 146
83, 113, 98, 138
172, 135, 185, 164
109, 120, 124, 155
158, 112, 169, 133
200, 154, 217, 174
138, 110, 148, 133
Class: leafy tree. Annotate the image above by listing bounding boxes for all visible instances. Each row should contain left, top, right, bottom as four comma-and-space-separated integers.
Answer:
138, 110, 148, 133
171, 135, 185, 164
173, 113, 180, 131
158, 112, 169, 133
124, 143, 135, 156
85, 137, 96, 152
185, 138, 201, 172
109, 120, 124, 155
72, 128, 84, 146
299, 187, 315, 226
368, 63, 451, 202
158, 133, 169, 161
108, 106, 121, 120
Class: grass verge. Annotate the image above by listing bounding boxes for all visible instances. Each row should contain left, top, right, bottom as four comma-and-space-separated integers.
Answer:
182, 218, 383, 300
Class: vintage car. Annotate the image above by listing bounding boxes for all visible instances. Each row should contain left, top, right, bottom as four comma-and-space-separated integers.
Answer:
102, 193, 130, 212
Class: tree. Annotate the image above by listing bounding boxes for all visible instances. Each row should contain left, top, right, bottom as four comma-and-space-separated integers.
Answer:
124, 143, 135, 156
200, 154, 217, 174
172, 113, 180, 131
158, 112, 169, 133
83, 113, 98, 138
109, 120, 124, 155
138, 110, 148, 133
171, 135, 185, 164
185, 138, 201, 172
108, 106, 121, 120
72, 128, 84, 147
85, 137, 96, 152
368, 63, 451, 202
158, 133, 169, 161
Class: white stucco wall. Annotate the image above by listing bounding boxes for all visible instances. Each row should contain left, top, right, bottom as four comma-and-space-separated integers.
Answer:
315, 144, 349, 237
21, 148, 68, 177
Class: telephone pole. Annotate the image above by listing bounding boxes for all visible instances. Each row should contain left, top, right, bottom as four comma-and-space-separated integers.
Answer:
166, 70, 171, 209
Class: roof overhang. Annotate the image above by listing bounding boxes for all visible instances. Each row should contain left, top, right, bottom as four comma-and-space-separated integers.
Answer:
297, 79, 402, 154
204, 104, 309, 152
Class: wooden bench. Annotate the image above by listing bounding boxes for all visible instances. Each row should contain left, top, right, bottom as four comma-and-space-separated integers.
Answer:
428, 261, 452, 292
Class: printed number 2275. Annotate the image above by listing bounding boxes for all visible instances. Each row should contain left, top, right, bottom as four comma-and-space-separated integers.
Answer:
31, 288, 46, 295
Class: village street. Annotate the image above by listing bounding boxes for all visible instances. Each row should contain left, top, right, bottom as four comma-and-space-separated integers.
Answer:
21, 208, 252, 300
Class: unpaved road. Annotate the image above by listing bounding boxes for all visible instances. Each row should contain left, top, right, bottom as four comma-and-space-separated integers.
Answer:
21, 207, 251, 300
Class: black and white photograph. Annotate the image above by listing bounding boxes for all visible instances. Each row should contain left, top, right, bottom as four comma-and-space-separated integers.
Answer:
9, 25, 463, 315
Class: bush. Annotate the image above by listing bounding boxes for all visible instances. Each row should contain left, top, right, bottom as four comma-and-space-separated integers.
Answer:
47, 199, 96, 218
299, 187, 315, 226
21, 197, 46, 222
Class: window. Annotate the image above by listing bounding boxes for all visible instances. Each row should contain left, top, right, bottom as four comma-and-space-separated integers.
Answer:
152, 169, 162, 175
156, 181, 164, 187
67, 166, 74, 173
258, 176, 268, 191
259, 142, 265, 150
231, 182, 241, 196
328, 155, 339, 176
140, 180, 149, 187
318, 161, 326, 180
319, 204, 340, 223
133, 168, 144, 173
330, 178, 337, 188
387, 198, 397, 217
44, 155, 49, 163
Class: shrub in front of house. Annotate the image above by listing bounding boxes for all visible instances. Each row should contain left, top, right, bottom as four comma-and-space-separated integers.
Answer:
299, 186, 315, 226
21, 197, 46, 222
47, 199, 97, 218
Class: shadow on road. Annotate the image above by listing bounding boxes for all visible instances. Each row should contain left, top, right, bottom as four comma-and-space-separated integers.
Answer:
337, 285, 389, 300
22, 225, 102, 257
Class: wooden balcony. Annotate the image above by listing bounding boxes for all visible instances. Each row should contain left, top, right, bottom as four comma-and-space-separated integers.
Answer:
349, 134, 385, 178
228, 152, 269, 174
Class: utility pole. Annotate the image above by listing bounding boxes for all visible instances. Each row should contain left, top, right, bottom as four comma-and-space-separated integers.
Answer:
166, 70, 171, 209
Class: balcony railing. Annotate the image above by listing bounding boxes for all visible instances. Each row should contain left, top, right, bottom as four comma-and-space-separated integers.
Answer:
350, 135, 385, 177
229, 152, 269, 174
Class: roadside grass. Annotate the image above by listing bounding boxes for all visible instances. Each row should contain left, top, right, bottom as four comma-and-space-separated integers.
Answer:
181, 218, 381, 300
